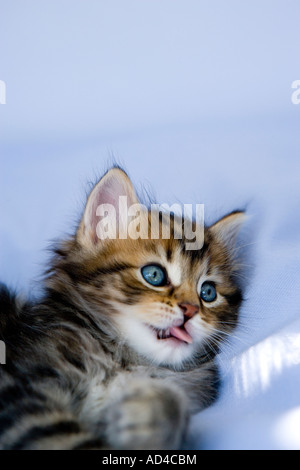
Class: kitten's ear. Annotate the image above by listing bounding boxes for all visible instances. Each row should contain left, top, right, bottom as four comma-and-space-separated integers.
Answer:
77, 168, 140, 247
210, 211, 247, 252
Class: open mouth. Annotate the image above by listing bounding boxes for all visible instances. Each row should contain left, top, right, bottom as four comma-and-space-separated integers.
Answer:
154, 324, 193, 344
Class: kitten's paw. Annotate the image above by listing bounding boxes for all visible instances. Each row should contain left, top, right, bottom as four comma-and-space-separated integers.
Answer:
105, 381, 187, 450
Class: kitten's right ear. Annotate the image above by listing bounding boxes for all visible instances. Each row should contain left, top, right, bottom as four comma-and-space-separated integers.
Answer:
210, 210, 247, 253
76, 168, 140, 248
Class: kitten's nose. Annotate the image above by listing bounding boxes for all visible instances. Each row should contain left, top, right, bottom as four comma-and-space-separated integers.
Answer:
178, 303, 199, 318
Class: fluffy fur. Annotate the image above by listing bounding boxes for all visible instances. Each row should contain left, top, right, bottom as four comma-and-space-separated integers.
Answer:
0, 167, 245, 449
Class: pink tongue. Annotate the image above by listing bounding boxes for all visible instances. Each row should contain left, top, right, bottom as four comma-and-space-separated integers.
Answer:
169, 326, 193, 344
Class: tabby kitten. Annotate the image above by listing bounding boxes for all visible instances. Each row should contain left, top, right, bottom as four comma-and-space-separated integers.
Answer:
0, 167, 245, 450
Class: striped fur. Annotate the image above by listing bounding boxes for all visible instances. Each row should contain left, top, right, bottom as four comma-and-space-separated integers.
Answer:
0, 168, 245, 449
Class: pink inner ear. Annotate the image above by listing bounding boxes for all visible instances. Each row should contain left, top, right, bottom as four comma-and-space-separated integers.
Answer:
94, 177, 128, 216
85, 173, 136, 243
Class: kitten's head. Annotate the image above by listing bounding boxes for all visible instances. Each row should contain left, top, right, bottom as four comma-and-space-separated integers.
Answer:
50, 168, 246, 368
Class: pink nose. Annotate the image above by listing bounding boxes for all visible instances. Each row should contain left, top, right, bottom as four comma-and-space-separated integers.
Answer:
178, 303, 199, 318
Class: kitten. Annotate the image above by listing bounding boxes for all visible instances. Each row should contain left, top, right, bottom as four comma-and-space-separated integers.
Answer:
0, 167, 245, 450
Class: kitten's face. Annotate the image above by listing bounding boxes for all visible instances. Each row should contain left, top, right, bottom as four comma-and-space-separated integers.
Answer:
52, 168, 245, 367
74, 230, 242, 367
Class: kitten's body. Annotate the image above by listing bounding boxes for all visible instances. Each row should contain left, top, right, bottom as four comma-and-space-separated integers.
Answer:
0, 168, 245, 449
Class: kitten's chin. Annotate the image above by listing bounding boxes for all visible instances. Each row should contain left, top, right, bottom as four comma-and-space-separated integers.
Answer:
116, 317, 200, 367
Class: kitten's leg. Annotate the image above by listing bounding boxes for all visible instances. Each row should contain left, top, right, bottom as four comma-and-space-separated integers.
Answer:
154, 360, 220, 414
100, 375, 189, 450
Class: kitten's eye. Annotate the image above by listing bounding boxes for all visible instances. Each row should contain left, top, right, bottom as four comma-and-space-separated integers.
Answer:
141, 264, 167, 287
200, 282, 217, 302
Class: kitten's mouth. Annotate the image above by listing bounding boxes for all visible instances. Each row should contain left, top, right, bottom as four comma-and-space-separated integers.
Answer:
154, 324, 193, 344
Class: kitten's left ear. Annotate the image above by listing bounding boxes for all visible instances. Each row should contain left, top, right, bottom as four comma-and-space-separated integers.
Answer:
77, 168, 140, 248
210, 211, 247, 252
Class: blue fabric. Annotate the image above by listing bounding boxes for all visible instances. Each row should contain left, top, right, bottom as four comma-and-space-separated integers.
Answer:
1, 0, 300, 449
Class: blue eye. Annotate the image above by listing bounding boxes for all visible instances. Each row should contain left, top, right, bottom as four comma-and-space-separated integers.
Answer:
141, 265, 167, 287
200, 282, 217, 302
